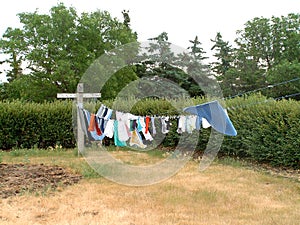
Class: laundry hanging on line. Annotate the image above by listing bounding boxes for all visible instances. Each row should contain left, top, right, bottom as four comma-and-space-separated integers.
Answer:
78, 106, 156, 147
78, 101, 237, 148
183, 100, 237, 136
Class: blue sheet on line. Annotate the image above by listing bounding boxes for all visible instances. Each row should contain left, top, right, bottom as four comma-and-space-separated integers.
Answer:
183, 100, 237, 136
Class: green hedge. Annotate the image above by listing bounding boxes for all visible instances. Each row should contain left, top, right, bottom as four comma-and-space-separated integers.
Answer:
222, 96, 300, 168
0, 101, 75, 149
0, 95, 299, 168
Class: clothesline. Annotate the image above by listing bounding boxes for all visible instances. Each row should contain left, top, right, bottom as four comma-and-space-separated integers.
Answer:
226, 91, 300, 110
78, 100, 237, 148
77, 88, 299, 148
223, 77, 300, 100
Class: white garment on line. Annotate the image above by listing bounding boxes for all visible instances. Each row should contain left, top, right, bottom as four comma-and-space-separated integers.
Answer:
177, 116, 186, 134
104, 119, 114, 138
161, 116, 170, 134
202, 117, 211, 128
186, 115, 197, 133
116, 111, 131, 141
151, 117, 156, 136
96, 104, 105, 117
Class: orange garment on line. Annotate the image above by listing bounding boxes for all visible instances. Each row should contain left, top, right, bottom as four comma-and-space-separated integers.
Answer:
145, 116, 151, 134
88, 114, 96, 132
88, 114, 102, 135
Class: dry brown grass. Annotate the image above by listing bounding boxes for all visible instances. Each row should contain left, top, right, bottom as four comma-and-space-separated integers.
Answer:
0, 149, 299, 225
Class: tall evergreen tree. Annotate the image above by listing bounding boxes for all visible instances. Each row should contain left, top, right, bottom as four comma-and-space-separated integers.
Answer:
183, 35, 216, 97
210, 32, 237, 97
210, 32, 233, 76
188, 36, 208, 61
134, 32, 209, 97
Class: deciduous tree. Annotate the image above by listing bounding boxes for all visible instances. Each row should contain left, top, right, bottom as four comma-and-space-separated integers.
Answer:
0, 3, 137, 102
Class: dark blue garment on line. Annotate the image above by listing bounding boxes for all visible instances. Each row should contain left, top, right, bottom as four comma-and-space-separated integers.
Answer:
183, 100, 237, 136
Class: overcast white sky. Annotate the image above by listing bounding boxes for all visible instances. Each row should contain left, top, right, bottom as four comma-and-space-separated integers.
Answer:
0, 0, 299, 81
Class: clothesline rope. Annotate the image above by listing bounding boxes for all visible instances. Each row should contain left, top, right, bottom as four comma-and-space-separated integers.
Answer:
227, 92, 300, 110
223, 77, 300, 100
274, 92, 300, 100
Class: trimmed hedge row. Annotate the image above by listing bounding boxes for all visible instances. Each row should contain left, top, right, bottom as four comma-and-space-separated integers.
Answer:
223, 98, 300, 168
0, 101, 75, 149
0, 95, 299, 168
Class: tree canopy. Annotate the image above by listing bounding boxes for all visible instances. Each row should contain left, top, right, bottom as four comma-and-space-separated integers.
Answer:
0, 3, 137, 102
211, 13, 300, 98
0, 4, 299, 101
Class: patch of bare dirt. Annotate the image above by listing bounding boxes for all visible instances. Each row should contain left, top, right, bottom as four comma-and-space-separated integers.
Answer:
0, 163, 82, 198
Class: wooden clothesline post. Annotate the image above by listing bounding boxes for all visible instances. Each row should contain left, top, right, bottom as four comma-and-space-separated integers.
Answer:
57, 83, 101, 156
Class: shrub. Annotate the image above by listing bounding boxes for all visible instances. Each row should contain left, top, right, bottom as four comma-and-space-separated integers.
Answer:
221, 95, 300, 168
0, 100, 75, 150
0, 94, 299, 168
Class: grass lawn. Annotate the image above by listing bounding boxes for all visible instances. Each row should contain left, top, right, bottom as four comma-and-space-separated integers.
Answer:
0, 147, 299, 225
